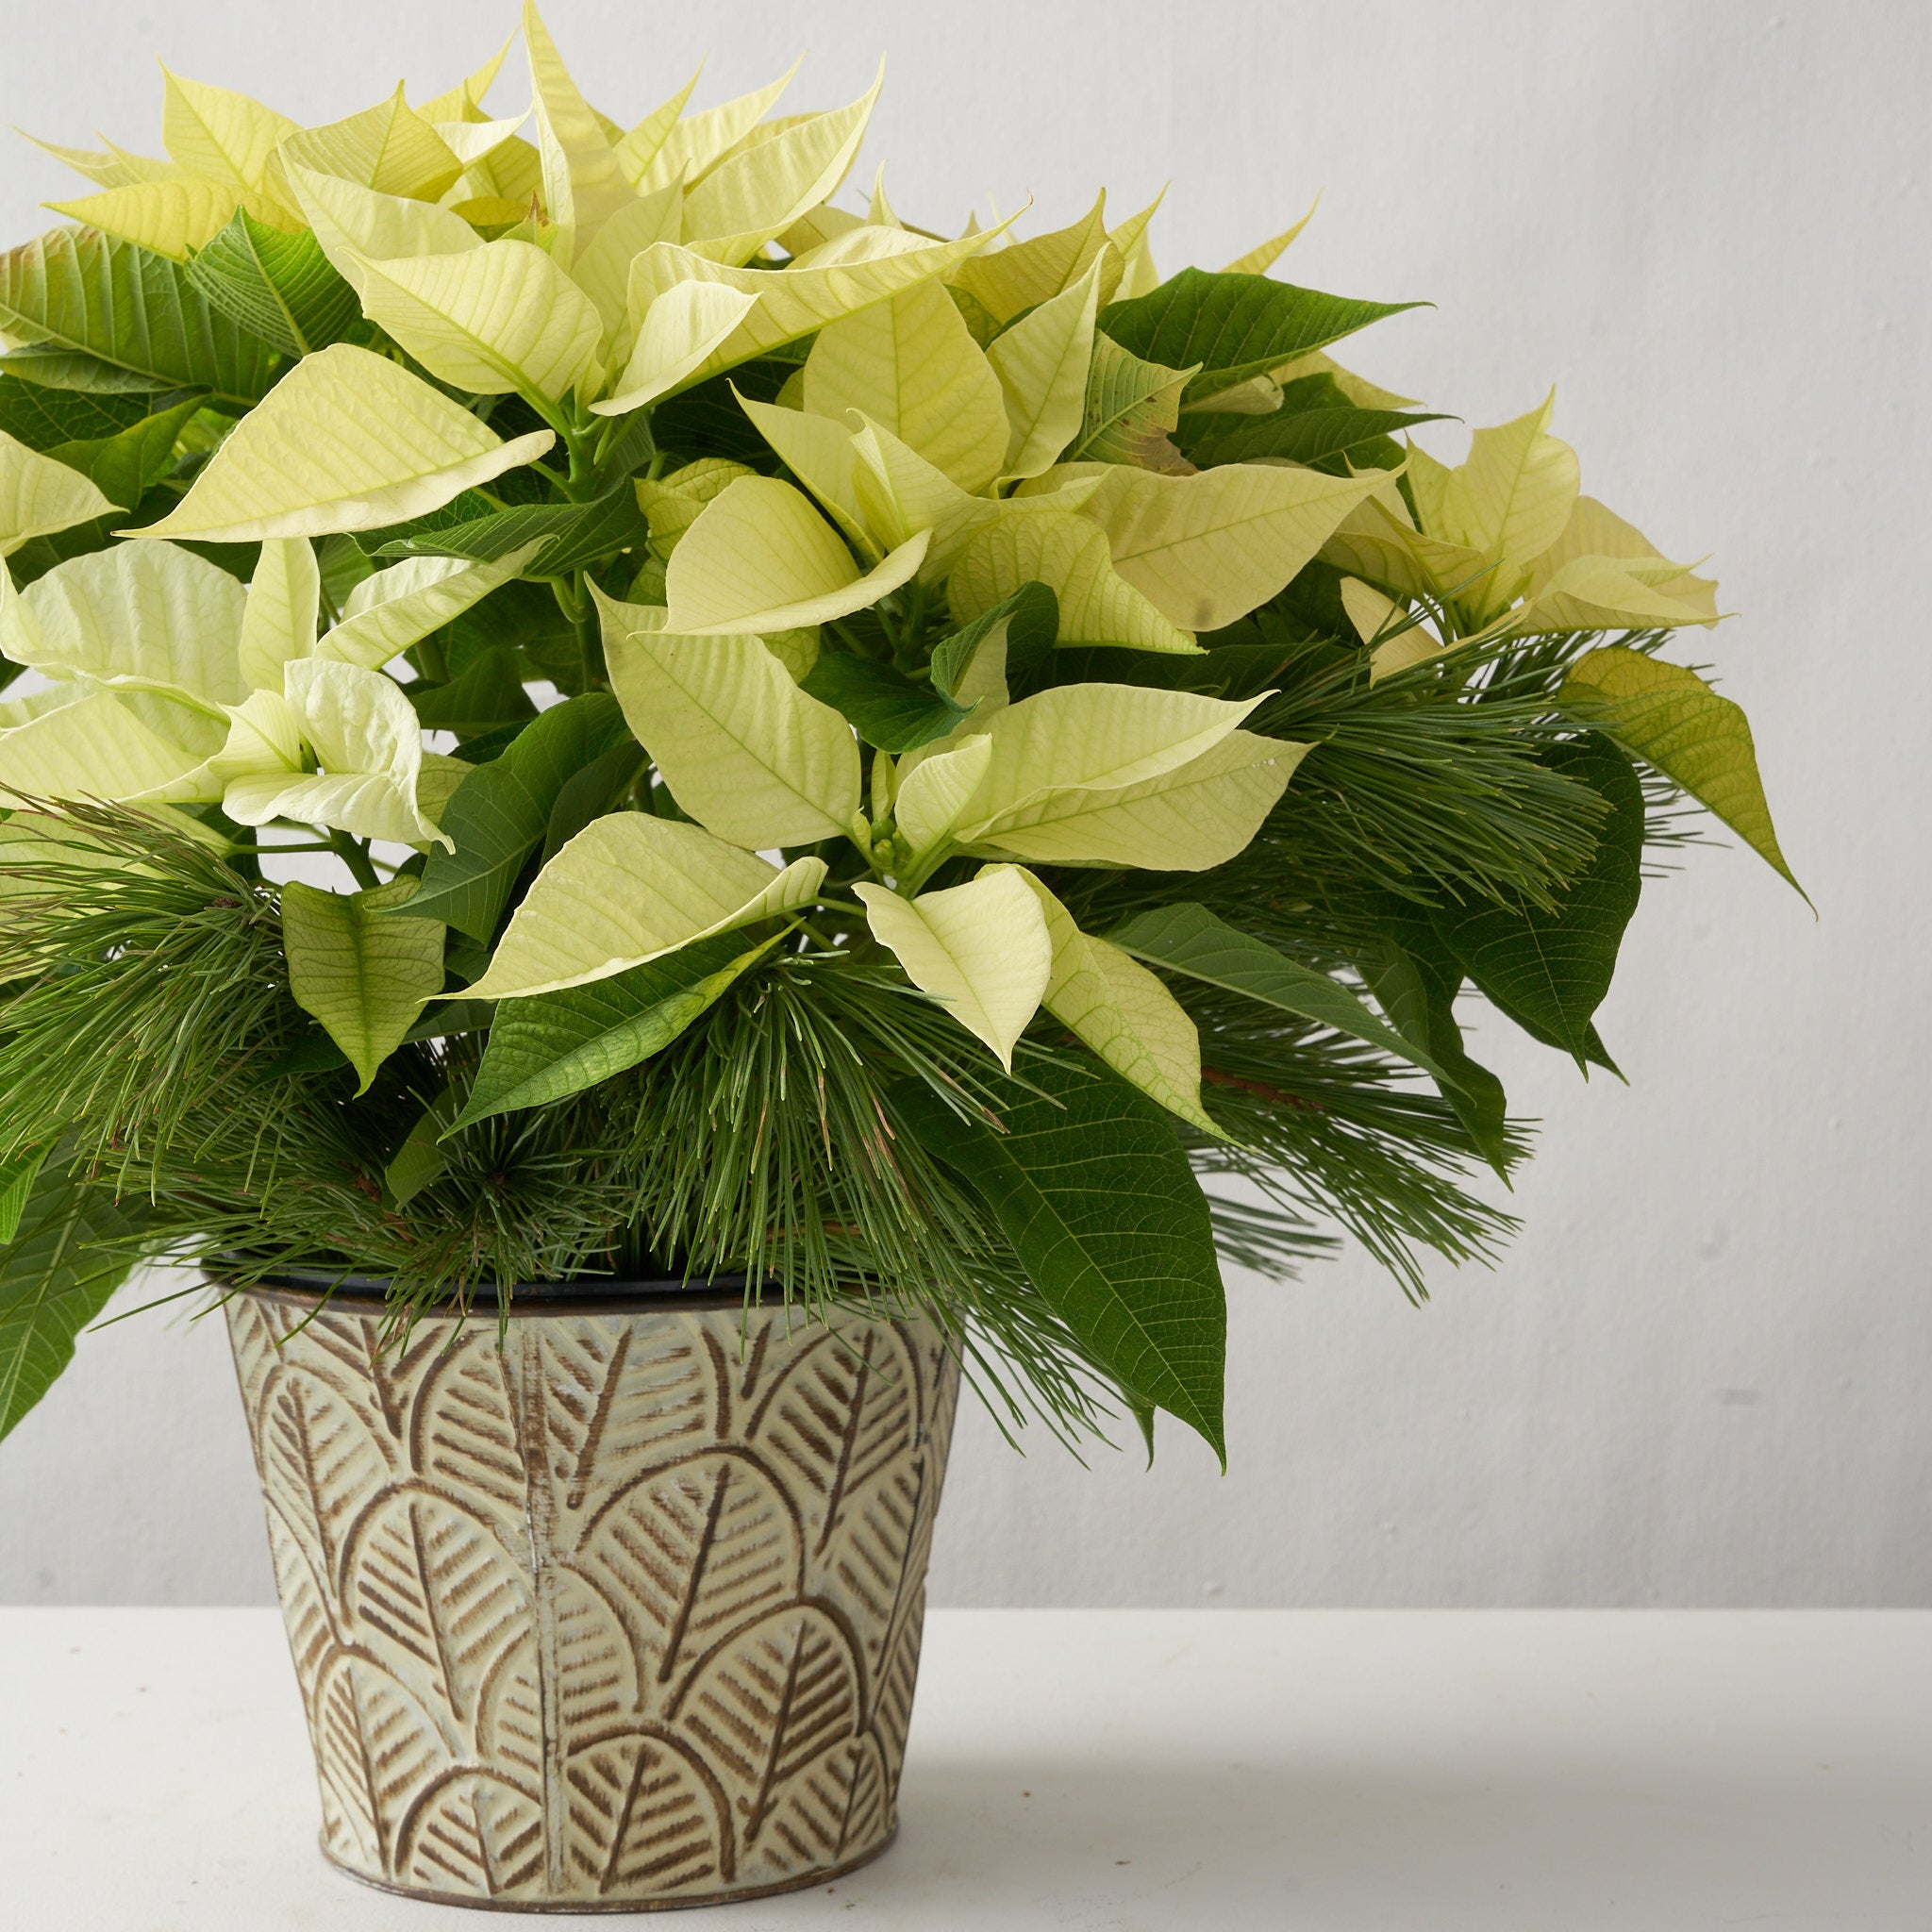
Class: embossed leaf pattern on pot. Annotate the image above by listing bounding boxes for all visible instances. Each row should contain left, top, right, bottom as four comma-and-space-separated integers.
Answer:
225, 1295, 958, 1908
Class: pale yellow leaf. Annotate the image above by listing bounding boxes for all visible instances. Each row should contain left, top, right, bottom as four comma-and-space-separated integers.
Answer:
276, 86, 463, 202
662, 474, 927, 633
354, 237, 603, 401
892, 731, 993, 859
1180, 374, 1282, 416
1270, 348, 1419, 410
100, 140, 184, 187
1509, 558, 1724, 635
432, 115, 530, 171
522, 0, 637, 252
1220, 194, 1320, 275
867, 164, 907, 231
3, 541, 246, 710
225, 657, 444, 847
632, 458, 756, 553
569, 178, 686, 341
466, 813, 824, 1000
623, 221, 1007, 388
1001, 864, 1216, 1131
127, 343, 555, 541
0, 682, 86, 732
964, 728, 1305, 870
414, 34, 515, 125
208, 688, 307, 786
46, 180, 240, 259
778, 202, 867, 257
632, 62, 801, 193
734, 395, 877, 558
952, 191, 1108, 325
949, 508, 1196, 654
682, 65, 881, 266
1105, 188, 1166, 281
448, 135, 543, 214
316, 544, 542, 670
846, 418, 997, 577
1320, 488, 1497, 610
611, 63, 704, 188
1112, 221, 1163, 301
160, 66, 298, 197
0, 431, 116, 557
1341, 575, 1403, 644
1524, 493, 1718, 614
1434, 391, 1580, 596
803, 275, 1008, 491
0, 687, 225, 808
594, 278, 758, 415
288, 164, 479, 294
1406, 441, 1454, 532
785, 224, 934, 270
987, 247, 1108, 481
1078, 461, 1389, 631
853, 870, 1050, 1070
957, 682, 1272, 845
237, 539, 322, 693
599, 595, 863, 846
19, 134, 136, 191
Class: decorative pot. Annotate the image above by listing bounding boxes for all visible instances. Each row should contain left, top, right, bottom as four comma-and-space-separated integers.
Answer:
224, 1277, 960, 1912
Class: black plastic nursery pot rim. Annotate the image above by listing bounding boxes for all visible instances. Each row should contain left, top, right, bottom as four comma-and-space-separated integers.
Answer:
221, 1268, 755, 1317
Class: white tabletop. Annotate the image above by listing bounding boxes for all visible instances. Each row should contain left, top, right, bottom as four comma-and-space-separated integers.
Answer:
2, 1607, 1926, 1929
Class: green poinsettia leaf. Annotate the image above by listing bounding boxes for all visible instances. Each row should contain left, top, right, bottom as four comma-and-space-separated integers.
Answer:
404, 693, 633, 942
408, 648, 538, 739
452, 924, 785, 1129
1106, 902, 1453, 1084
1177, 400, 1445, 475
541, 739, 648, 866
0, 1144, 50, 1247
929, 581, 1058, 704
0, 375, 154, 453
382, 1086, 460, 1209
0, 227, 280, 408
1356, 902, 1515, 1178
43, 395, 204, 511
1071, 334, 1197, 470
801, 653, 974, 754
279, 878, 447, 1093
1558, 646, 1805, 902
374, 488, 650, 576
182, 207, 360, 358
897, 1056, 1228, 1461
0, 347, 184, 395
0, 1160, 148, 1443
1098, 268, 1422, 402
1427, 733, 1643, 1072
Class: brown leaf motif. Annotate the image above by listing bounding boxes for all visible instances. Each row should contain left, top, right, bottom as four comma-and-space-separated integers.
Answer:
225, 1295, 956, 1907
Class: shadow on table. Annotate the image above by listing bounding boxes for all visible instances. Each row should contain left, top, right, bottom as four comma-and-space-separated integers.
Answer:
811, 1746, 1893, 1926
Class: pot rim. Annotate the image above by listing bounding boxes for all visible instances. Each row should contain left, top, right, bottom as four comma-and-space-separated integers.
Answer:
219, 1268, 755, 1317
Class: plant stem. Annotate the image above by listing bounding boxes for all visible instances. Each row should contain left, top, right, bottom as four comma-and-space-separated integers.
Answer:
329, 830, 382, 891
571, 568, 602, 689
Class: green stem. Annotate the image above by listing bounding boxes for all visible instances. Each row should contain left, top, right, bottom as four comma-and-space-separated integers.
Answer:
329, 830, 382, 891
570, 568, 603, 689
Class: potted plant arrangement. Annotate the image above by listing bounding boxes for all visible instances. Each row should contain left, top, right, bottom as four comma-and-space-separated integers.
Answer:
0, 6, 1798, 1910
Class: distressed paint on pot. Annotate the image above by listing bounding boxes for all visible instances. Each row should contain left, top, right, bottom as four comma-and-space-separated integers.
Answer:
224, 1282, 960, 1912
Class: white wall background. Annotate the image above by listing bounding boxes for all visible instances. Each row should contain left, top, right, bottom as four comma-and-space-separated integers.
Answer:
1, 1, 1924, 1607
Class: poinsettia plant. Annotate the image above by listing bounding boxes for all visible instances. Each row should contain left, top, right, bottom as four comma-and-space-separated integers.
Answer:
0, 7, 1798, 1457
